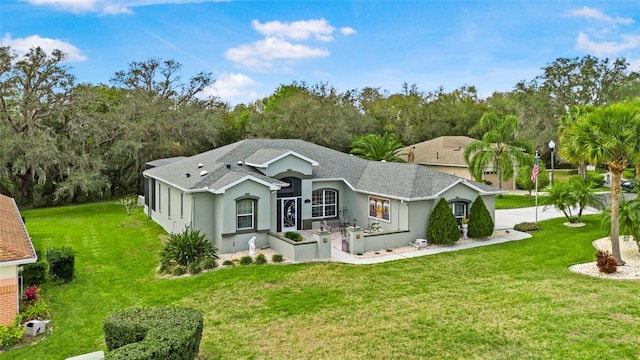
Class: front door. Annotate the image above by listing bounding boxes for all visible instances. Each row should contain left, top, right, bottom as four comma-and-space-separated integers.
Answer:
280, 197, 298, 232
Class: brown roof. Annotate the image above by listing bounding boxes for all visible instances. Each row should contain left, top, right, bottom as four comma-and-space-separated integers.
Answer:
400, 136, 476, 167
0, 194, 37, 264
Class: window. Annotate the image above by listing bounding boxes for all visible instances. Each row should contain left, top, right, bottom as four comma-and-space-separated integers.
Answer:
180, 193, 184, 218
450, 202, 467, 221
311, 190, 337, 218
237, 199, 255, 230
167, 187, 171, 218
369, 196, 390, 222
158, 183, 162, 212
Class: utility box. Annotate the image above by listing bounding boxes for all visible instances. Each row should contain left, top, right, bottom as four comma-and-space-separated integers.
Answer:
24, 320, 46, 336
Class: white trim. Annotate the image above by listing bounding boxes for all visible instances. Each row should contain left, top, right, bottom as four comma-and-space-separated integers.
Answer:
211, 175, 282, 194
0, 257, 37, 267
244, 151, 319, 168
434, 178, 506, 197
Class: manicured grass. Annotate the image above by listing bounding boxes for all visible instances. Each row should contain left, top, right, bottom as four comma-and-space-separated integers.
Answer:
495, 194, 543, 209
3, 203, 640, 359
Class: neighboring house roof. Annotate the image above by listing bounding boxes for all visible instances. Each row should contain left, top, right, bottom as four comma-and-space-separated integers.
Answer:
144, 139, 502, 201
400, 136, 476, 167
0, 194, 37, 266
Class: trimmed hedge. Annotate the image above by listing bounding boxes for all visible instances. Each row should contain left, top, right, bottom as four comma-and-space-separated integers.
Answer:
46, 246, 75, 282
427, 198, 460, 245
104, 306, 203, 360
468, 196, 494, 238
21, 250, 48, 287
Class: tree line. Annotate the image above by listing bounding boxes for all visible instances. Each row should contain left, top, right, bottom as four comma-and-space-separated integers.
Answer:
2, 45, 640, 206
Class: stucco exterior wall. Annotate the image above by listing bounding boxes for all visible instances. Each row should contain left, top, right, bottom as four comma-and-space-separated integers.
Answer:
424, 165, 472, 180
263, 155, 313, 177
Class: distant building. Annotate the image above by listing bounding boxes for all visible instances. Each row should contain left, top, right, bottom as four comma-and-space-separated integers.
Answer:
400, 136, 515, 190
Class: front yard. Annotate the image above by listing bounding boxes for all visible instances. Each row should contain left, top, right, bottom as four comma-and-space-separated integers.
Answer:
2, 202, 639, 359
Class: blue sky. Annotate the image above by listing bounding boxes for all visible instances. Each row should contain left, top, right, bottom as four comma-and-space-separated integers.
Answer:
2, 1, 640, 105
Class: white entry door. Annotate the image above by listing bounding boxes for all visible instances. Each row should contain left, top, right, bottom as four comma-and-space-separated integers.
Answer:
281, 197, 298, 232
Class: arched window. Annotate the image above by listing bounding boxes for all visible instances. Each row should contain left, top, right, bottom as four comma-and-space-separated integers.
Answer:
237, 199, 255, 230
311, 189, 337, 218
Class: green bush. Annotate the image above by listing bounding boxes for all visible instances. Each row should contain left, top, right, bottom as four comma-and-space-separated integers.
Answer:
172, 265, 186, 276
21, 252, 48, 287
104, 306, 203, 360
586, 172, 605, 188
271, 254, 284, 263
46, 246, 75, 283
188, 262, 202, 274
159, 227, 218, 274
285, 231, 304, 242
0, 325, 24, 347
514, 222, 540, 232
596, 250, 617, 274
222, 260, 234, 266
239, 255, 253, 265
427, 198, 460, 245
202, 257, 218, 270
468, 196, 494, 238
18, 299, 51, 323
255, 253, 267, 265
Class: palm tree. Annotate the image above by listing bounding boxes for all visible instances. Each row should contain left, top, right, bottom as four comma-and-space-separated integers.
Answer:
564, 101, 640, 265
558, 106, 595, 179
463, 112, 534, 192
349, 132, 405, 162
601, 198, 640, 254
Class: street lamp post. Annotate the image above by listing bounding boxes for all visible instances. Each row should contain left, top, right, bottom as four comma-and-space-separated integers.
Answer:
548, 140, 555, 186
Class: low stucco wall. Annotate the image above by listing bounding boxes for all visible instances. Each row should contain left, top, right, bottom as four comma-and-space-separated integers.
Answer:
268, 233, 318, 263
363, 230, 413, 252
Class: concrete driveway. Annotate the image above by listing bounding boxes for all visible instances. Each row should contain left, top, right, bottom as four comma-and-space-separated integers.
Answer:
494, 205, 600, 230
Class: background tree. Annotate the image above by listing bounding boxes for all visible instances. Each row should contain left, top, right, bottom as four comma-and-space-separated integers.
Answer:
0, 46, 74, 204
563, 101, 640, 264
463, 112, 534, 192
516, 162, 550, 200
349, 132, 405, 162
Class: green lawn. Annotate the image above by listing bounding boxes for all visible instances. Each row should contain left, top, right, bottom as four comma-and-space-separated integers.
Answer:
495, 194, 541, 209
2, 202, 640, 359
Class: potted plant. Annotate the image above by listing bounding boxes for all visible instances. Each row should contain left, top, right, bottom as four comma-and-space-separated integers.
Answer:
461, 214, 469, 239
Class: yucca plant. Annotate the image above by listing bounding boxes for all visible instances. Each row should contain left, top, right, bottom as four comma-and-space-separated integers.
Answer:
160, 227, 218, 272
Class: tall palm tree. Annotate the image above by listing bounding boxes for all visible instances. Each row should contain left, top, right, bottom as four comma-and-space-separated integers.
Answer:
558, 106, 594, 179
564, 101, 640, 265
463, 112, 534, 192
349, 132, 405, 162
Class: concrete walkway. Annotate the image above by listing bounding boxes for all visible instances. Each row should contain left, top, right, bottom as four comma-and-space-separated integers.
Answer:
327, 204, 600, 265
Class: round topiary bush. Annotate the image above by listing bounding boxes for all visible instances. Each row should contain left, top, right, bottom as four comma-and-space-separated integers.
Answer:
254, 253, 267, 265
427, 198, 460, 245
239, 255, 253, 265
271, 253, 284, 263
514, 222, 540, 232
104, 306, 203, 360
468, 196, 494, 238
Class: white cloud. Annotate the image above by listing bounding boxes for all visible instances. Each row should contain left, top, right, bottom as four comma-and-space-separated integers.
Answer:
252, 19, 335, 42
2, 33, 87, 62
575, 31, 640, 56
340, 27, 357, 36
225, 37, 329, 71
27, 0, 227, 15
205, 73, 259, 101
567, 6, 633, 25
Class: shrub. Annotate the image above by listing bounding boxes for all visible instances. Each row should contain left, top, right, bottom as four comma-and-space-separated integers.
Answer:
22, 285, 39, 304
0, 325, 24, 347
514, 222, 540, 232
239, 255, 253, 265
172, 265, 186, 276
46, 246, 75, 283
222, 260, 234, 266
427, 198, 460, 245
254, 253, 267, 265
21, 250, 48, 287
468, 196, 494, 238
202, 257, 218, 270
586, 172, 605, 188
271, 253, 284, 263
18, 299, 51, 323
596, 250, 617, 274
104, 306, 203, 360
285, 231, 304, 242
159, 227, 218, 274
117, 194, 138, 215
188, 262, 202, 274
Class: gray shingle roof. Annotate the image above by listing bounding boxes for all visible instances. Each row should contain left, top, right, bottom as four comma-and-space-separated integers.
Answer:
144, 139, 501, 199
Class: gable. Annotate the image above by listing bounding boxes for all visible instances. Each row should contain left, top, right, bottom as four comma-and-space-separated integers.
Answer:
244, 149, 317, 177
